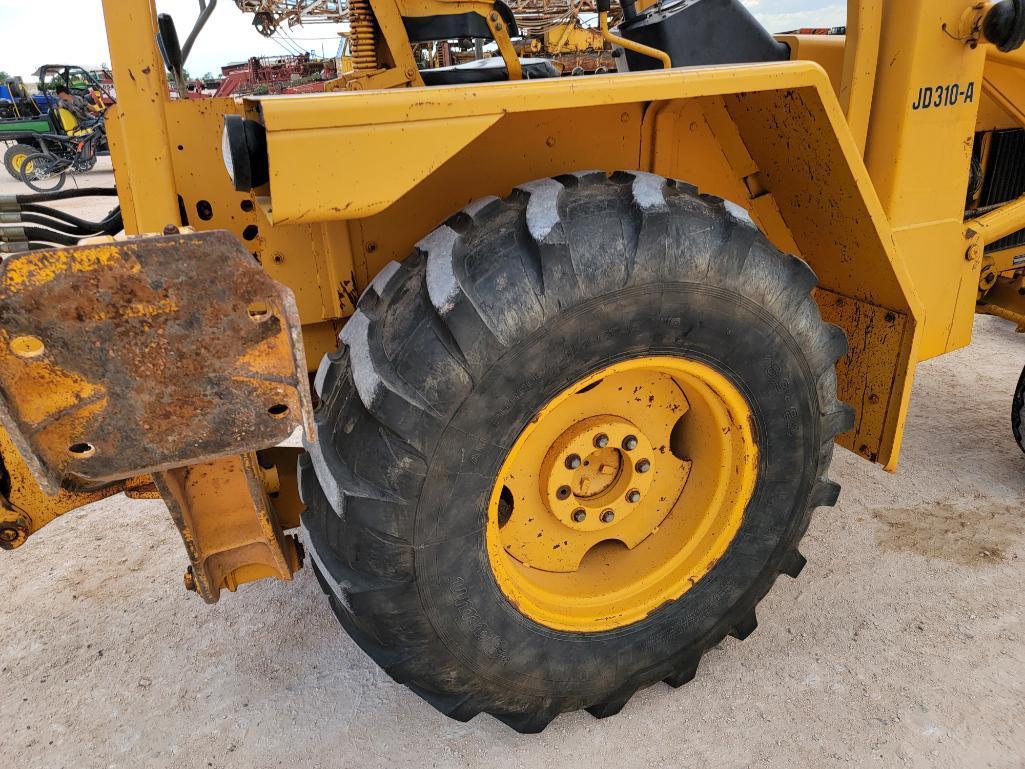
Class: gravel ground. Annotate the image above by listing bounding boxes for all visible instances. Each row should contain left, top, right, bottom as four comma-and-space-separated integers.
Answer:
1, 161, 1024, 768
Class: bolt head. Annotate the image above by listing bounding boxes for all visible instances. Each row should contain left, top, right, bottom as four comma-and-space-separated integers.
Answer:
556, 485, 572, 500
565, 454, 582, 470
636, 459, 651, 473
0, 521, 27, 549
626, 490, 641, 504
594, 433, 609, 448
572, 509, 587, 523
600, 510, 615, 524
622, 435, 638, 451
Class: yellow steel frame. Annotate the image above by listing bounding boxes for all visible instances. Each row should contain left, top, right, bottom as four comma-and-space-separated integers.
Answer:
4, 0, 1025, 594
254, 59, 921, 469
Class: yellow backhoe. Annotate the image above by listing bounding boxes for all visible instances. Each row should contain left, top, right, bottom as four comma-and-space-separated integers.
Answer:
1, 0, 1024, 732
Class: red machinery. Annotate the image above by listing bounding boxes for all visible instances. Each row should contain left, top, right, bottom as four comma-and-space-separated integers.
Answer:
214, 54, 335, 97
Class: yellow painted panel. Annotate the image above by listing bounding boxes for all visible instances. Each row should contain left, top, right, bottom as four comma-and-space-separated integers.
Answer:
265, 116, 500, 222
862, 0, 988, 358
163, 99, 356, 370
255, 63, 844, 225
776, 34, 846, 94
353, 104, 644, 278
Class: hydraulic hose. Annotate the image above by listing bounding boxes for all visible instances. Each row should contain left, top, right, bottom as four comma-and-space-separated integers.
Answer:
596, 0, 671, 69
20, 204, 122, 233
17, 227, 83, 247
13, 187, 118, 204
985, 0, 1025, 52
15, 213, 118, 237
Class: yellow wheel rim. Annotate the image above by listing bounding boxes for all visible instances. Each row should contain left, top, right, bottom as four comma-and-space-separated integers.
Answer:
486, 356, 758, 632
11, 153, 28, 174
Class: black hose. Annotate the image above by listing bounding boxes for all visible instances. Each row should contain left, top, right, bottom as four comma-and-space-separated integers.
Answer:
20, 227, 83, 246
17, 213, 114, 237
21, 204, 122, 234
15, 187, 118, 204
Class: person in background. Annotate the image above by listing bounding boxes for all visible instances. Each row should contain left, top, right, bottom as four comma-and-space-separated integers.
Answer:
54, 85, 94, 123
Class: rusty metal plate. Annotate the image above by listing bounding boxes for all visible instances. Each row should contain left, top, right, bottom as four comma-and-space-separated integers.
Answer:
0, 231, 314, 494
814, 287, 909, 466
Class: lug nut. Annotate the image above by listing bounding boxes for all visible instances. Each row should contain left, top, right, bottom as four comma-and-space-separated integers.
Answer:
601, 510, 615, 524
556, 485, 572, 500
622, 435, 638, 451
626, 490, 641, 503
565, 454, 582, 470
572, 509, 587, 523
594, 433, 609, 448
636, 459, 651, 474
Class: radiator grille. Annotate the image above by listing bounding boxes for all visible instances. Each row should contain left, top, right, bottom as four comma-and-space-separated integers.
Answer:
977, 129, 1025, 253
981, 129, 1025, 207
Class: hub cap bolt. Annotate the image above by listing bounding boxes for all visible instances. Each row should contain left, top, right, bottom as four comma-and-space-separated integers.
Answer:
572, 509, 587, 523
601, 510, 615, 524
565, 454, 582, 470
556, 485, 572, 500
622, 435, 638, 451
626, 490, 641, 504
636, 459, 651, 474
594, 433, 609, 448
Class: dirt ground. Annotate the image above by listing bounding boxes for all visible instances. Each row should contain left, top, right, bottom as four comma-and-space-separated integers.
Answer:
0, 158, 119, 221
1, 161, 1024, 768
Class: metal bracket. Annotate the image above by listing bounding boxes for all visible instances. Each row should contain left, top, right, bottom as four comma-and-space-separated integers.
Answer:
0, 230, 314, 494
155, 451, 303, 602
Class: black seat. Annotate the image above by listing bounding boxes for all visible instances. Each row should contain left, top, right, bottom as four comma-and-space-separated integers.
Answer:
420, 57, 560, 86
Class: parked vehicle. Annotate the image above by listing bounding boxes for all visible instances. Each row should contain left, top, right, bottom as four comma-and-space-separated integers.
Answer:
18, 118, 106, 192
1, 65, 111, 179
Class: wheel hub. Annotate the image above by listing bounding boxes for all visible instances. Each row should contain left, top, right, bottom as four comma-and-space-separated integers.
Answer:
486, 356, 758, 632
541, 416, 656, 533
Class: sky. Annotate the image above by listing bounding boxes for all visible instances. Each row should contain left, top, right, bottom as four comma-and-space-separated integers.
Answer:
0, 0, 847, 79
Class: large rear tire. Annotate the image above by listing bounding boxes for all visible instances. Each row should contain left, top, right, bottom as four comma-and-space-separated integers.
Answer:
300, 172, 853, 731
